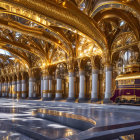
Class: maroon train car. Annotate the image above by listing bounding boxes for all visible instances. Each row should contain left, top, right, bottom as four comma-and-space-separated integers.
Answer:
111, 72, 140, 104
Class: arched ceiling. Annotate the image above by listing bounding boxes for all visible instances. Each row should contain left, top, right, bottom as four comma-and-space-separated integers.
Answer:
0, 0, 139, 70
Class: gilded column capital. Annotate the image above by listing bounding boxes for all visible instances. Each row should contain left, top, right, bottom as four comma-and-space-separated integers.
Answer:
4, 77, 8, 82
42, 67, 49, 77
77, 58, 82, 70
29, 68, 35, 78
102, 49, 112, 66
21, 72, 27, 80
104, 64, 113, 72
69, 72, 75, 77
16, 73, 21, 81
92, 69, 99, 74
90, 56, 97, 69
79, 70, 85, 75
56, 74, 61, 79
8, 76, 11, 82
21, 72, 24, 80
77, 58, 87, 71
67, 59, 74, 73
12, 74, 16, 81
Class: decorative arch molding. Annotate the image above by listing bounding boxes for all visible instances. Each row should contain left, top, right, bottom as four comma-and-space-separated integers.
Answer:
0, 14, 72, 56
111, 32, 137, 53
0, 46, 30, 68
94, 9, 140, 40
0, 36, 46, 61
0, 0, 106, 50
91, 1, 140, 20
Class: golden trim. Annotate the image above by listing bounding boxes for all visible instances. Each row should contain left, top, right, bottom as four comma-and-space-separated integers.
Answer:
33, 108, 96, 126
116, 72, 140, 80
42, 90, 49, 93
118, 88, 140, 89
55, 90, 63, 93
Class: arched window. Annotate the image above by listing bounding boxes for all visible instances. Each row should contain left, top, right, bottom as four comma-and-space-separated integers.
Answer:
120, 50, 132, 73
124, 50, 131, 64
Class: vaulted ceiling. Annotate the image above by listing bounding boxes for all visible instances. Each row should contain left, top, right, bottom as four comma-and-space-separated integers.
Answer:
0, 0, 139, 70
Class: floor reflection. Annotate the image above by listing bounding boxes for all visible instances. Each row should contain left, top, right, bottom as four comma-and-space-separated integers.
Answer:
0, 99, 80, 140
0, 98, 139, 140
0, 131, 33, 140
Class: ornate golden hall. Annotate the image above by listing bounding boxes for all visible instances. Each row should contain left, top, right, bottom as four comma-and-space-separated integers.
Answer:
0, 0, 140, 139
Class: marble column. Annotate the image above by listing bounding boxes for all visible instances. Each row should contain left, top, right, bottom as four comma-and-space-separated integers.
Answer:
2, 81, 4, 97
78, 70, 86, 102
9, 78, 12, 98
91, 68, 99, 102
29, 77, 36, 99
67, 71, 75, 102
21, 73, 27, 99
4, 78, 8, 97
55, 75, 62, 100
7, 78, 11, 98
41, 76, 43, 98
0, 80, 2, 97
42, 75, 49, 100
29, 69, 37, 99
12, 76, 17, 99
17, 74, 21, 99
48, 76, 53, 100
10, 80, 13, 98
104, 65, 112, 103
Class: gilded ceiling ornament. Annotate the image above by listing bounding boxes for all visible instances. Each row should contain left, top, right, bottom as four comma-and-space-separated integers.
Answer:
0, 0, 139, 73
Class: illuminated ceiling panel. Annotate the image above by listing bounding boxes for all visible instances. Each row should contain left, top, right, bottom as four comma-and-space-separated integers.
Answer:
0, 49, 11, 56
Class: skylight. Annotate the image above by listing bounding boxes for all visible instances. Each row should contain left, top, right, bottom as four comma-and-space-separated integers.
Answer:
9, 57, 15, 60
0, 49, 11, 56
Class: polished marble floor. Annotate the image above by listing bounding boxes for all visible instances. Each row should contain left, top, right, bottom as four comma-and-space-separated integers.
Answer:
0, 98, 139, 140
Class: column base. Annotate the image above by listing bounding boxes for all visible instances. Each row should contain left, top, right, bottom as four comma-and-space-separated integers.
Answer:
103, 98, 112, 104
21, 97, 26, 99
28, 97, 39, 100
67, 97, 75, 102
42, 97, 53, 101
42, 97, 47, 101
2, 94, 6, 97
12, 94, 17, 99
12, 96, 17, 99
21, 94, 27, 99
78, 98, 88, 103
55, 97, 63, 101
8, 94, 12, 98
47, 97, 53, 101
91, 98, 98, 102
48, 93, 52, 98
42, 93, 48, 98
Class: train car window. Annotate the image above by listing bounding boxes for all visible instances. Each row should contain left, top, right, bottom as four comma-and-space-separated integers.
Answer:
131, 80, 134, 84
124, 80, 126, 85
